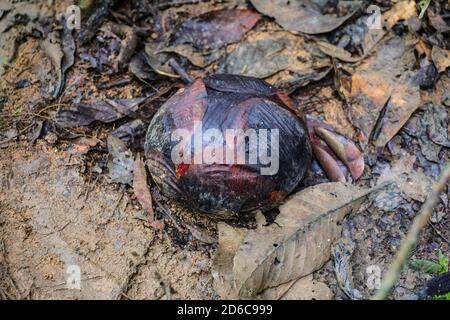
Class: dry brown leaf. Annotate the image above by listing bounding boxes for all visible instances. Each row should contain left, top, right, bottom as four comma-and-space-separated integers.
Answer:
427, 9, 450, 33
383, 0, 417, 30
305, 115, 347, 182
172, 9, 260, 50
373, 73, 421, 147
212, 182, 386, 298
133, 153, 154, 222
315, 127, 364, 180
250, 0, 358, 35
343, 70, 393, 146
431, 46, 450, 73
259, 274, 332, 300
68, 137, 100, 155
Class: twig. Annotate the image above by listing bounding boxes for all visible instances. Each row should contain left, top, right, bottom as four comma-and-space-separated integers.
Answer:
168, 58, 193, 84
373, 164, 450, 300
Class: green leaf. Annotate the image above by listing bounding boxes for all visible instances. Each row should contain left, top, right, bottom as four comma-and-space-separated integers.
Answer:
410, 259, 444, 274
433, 292, 450, 300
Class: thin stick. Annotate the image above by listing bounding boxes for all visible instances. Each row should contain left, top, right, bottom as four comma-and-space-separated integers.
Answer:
372, 164, 450, 300
168, 58, 193, 84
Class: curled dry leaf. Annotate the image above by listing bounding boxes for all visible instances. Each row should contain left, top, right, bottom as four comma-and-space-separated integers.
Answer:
250, 0, 358, 35
133, 153, 154, 222
212, 182, 386, 298
172, 9, 260, 50
332, 240, 362, 300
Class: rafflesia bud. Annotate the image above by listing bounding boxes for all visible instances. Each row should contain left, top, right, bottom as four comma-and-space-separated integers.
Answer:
145, 74, 311, 215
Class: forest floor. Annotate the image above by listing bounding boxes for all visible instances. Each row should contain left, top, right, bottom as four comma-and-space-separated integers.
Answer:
0, 0, 449, 300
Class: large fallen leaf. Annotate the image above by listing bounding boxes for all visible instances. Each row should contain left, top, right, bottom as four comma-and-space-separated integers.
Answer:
55, 98, 146, 128
259, 274, 332, 300
172, 9, 260, 50
212, 182, 386, 298
250, 0, 358, 34
221, 31, 329, 83
378, 154, 432, 202
222, 37, 290, 78
339, 35, 419, 147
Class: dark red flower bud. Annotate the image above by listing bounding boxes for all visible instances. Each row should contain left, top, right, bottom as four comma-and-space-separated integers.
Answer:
145, 74, 311, 215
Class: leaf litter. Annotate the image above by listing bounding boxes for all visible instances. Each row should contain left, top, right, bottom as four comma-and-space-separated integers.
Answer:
212, 182, 388, 298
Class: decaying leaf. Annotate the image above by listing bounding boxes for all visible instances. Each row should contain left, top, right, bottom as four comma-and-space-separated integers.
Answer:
107, 135, 134, 185
250, 0, 358, 35
373, 73, 421, 147
129, 51, 156, 81
172, 9, 260, 50
423, 104, 450, 148
61, 19, 75, 92
159, 44, 220, 68
212, 182, 386, 298
212, 222, 248, 299
41, 30, 64, 98
68, 137, 100, 155
111, 119, 146, 146
55, 98, 146, 128
133, 153, 154, 222
332, 240, 362, 300
315, 127, 364, 180
316, 41, 362, 63
145, 44, 179, 78
427, 9, 450, 33
259, 274, 332, 300
222, 37, 290, 78
383, 0, 417, 30
306, 116, 347, 182
431, 46, 450, 73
